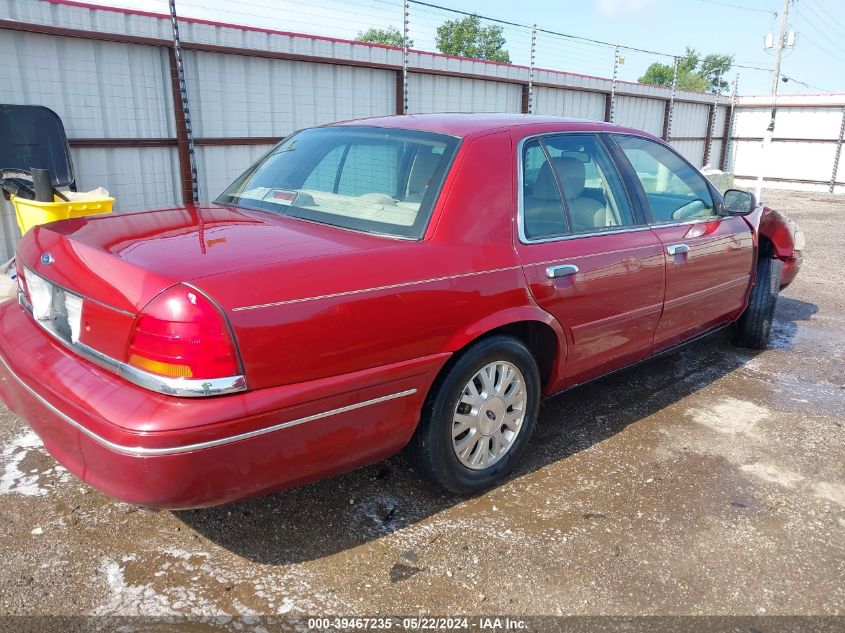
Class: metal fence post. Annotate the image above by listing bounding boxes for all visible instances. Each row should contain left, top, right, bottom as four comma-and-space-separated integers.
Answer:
168, 0, 198, 204
720, 74, 739, 171
402, 0, 410, 115
609, 44, 619, 123
703, 69, 721, 167
528, 24, 537, 114
831, 106, 845, 194
665, 56, 679, 143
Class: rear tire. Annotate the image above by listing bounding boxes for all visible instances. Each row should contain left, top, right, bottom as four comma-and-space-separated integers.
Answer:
733, 256, 782, 349
406, 335, 541, 495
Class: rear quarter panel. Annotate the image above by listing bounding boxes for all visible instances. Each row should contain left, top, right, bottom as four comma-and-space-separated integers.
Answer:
195, 130, 554, 391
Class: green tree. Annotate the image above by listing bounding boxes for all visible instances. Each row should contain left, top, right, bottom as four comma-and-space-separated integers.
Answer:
435, 15, 510, 63
699, 53, 733, 92
356, 27, 409, 48
640, 61, 709, 92
638, 62, 676, 88
639, 47, 733, 93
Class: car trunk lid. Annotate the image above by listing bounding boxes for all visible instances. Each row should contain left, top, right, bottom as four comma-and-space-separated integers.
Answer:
15, 204, 384, 367
16, 204, 375, 314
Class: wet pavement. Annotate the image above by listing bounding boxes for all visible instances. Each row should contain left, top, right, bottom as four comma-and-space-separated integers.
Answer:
0, 190, 842, 620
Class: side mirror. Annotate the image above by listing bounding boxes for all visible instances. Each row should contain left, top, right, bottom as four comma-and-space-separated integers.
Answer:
722, 189, 757, 216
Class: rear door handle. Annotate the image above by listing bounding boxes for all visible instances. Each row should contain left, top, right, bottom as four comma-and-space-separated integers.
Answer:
546, 264, 579, 279
666, 243, 690, 256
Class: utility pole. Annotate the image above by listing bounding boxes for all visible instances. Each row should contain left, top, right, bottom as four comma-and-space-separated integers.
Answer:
770, 0, 791, 95
758, 0, 792, 200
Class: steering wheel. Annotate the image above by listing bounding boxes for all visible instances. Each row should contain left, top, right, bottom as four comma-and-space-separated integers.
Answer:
0, 168, 69, 201
671, 199, 708, 220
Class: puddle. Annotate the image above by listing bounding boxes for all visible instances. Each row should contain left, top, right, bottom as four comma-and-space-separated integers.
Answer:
0, 429, 69, 496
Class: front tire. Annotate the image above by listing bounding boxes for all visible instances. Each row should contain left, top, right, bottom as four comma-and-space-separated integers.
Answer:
407, 335, 541, 494
734, 256, 782, 349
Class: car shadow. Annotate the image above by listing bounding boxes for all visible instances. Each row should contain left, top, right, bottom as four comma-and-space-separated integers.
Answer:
769, 295, 819, 349
175, 297, 818, 565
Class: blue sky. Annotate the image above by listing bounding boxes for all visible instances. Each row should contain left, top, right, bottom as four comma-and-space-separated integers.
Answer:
95, 0, 843, 95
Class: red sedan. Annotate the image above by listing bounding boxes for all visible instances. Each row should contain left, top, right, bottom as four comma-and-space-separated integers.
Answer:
0, 114, 803, 508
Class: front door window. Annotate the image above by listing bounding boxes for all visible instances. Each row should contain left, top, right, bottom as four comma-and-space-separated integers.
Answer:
612, 135, 716, 223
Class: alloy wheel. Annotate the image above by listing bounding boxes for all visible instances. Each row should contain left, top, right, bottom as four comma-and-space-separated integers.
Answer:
451, 361, 527, 470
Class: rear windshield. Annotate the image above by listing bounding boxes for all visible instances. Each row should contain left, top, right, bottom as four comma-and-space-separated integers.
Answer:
216, 126, 460, 239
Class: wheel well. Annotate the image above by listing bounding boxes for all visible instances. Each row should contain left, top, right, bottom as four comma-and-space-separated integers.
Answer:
758, 234, 776, 259
450, 321, 559, 390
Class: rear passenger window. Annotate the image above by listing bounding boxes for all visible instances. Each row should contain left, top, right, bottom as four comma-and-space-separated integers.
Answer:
521, 134, 636, 240
522, 139, 569, 239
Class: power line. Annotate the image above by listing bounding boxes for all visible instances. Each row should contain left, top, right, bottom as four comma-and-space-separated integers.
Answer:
793, 30, 843, 63
693, 0, 777, 15
799, 0, 845, 39
406, 0, 828, 88
792, 5, 845, 54
733, 62, 774, 71
178, 0, 392, 37
161, 0, 827, 91
780, 74, 831, 93
177, 0, 396, 32
408, 0, 530, 30
806, 0, 845, 35
408, 0, 678, 57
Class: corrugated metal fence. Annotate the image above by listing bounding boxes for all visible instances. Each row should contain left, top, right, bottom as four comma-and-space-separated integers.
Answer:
0, 0, 842, 261
732, 94, 845, 195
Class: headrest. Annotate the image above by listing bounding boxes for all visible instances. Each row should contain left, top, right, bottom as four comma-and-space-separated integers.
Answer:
551, 156, 586, 199
532, 161, 561, 200
531, 156, 587, 201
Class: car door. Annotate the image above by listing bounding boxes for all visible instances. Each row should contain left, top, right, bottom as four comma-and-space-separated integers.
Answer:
610, 134, 755, 351
514, 132, 666, 388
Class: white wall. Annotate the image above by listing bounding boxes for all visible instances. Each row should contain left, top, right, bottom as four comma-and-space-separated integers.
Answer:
533, 87, 605, 120
731, 96, 845, 193
184, 51, 395, 138
408, 74, 522, 114
614, 95, 665, 137
195, 145, 275, 202
0, 30, 174, 139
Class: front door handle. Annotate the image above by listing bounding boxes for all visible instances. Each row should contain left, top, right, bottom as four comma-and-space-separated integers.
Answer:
666, 243, 690, 256
546, 264, 579, 279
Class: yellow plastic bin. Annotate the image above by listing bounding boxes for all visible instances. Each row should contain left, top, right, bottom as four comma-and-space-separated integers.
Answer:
11, 194, 114, 235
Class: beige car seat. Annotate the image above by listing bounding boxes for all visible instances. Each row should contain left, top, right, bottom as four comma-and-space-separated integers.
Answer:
551, 157, 607, 231
524, 159, 569, 237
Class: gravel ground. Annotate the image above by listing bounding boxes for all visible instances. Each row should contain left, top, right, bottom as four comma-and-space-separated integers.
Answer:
0, 190, 842, 624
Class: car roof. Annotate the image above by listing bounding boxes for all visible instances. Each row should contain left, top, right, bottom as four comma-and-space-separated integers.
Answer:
330, 112, 642, 139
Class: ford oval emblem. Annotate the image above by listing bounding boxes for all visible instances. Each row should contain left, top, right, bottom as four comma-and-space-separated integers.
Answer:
40, 252, 54, 265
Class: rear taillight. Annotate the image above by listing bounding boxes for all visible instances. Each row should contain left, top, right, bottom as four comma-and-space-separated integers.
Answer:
22, 269, 53, 320
126, 285, 239, 380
